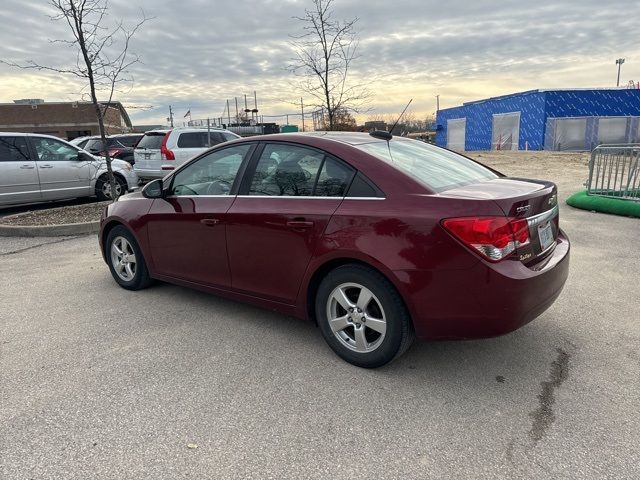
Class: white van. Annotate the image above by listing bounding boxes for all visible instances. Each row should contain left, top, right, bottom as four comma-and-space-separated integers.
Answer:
133, 127, 240, 180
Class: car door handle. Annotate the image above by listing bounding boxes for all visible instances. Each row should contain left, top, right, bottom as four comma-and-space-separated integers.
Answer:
286, 220, 314, 229
39, 164, 54, 169
200, 218, 220, 226
20, 164, 35, 169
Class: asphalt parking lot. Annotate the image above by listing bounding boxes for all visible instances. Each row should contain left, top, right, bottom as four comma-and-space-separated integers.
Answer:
1, 152, 638, 479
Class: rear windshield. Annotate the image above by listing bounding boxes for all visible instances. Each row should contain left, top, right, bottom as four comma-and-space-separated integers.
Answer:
354, 139, 498, 192
136, 132, 167, 150
115, 135, 142, 147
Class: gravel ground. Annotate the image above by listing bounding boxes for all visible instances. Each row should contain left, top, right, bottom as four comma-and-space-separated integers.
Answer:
0, 201, 109, 226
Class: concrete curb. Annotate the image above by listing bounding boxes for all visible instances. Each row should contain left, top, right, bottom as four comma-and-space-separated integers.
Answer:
0, 220, 99, 237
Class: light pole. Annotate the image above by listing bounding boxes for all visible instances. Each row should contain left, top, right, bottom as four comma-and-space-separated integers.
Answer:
616, 58, 625, 87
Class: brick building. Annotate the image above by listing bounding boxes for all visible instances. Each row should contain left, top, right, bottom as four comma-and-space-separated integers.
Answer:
0, 99, 133, 140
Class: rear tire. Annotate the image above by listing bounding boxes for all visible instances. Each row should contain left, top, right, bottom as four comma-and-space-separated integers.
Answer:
316, 264, 414, 368
105, 225, 153, 290
96, 174, 126, 201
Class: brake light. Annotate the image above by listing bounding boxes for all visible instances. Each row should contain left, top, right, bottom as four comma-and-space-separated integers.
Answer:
107, 148, 123, 158
442, 216, 530, 262
160, 132, 174, 160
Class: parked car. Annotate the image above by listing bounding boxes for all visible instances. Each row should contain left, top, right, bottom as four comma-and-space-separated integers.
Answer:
69, 135, 93, 149
83, 133, 143, 165
133, 127, 240, 180
0, 133, 138, 206
100, 132, 570, 368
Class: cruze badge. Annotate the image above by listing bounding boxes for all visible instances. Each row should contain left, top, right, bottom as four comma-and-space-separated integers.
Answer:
548, 195, 557, 206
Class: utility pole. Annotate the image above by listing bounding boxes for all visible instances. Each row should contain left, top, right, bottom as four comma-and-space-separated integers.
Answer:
227, 99, 231, 125
301, 97, 305, 132
168, 105, 174, 127
616, 58, 625, 87
435, 95, 440, 113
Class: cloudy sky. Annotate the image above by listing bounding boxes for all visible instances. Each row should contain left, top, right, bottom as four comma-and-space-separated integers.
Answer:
1, 0, 639, 127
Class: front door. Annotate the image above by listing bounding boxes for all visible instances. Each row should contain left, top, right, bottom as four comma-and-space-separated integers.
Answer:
146, 144, 254, 288
0, 136, 41, 205
29, 136, 93, 200
226, 143, 355, 303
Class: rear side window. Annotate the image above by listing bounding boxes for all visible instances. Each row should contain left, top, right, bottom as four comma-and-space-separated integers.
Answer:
0, 137, 30, 162
177, 132, 226, 148
354, 139, 498, 192
115, 135, 142, 147
248, 144, 354, 197
136, 132, 166, 150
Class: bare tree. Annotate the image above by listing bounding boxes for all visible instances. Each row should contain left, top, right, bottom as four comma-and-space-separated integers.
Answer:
289, 0, 369, 131
3, 0, 147, 200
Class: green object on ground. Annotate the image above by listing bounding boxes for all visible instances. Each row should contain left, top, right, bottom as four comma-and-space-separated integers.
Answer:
566, 191, 640, 218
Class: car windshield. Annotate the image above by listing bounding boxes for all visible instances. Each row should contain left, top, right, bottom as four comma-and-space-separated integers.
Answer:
136, 132, 166, 149
353, 139, 498, 192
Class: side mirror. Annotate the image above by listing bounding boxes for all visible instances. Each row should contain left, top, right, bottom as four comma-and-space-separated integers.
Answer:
78, 151, 94, 162
142, 179, 164, 199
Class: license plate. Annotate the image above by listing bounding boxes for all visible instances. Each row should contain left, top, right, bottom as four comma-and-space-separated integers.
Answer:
538, 221, 554, 250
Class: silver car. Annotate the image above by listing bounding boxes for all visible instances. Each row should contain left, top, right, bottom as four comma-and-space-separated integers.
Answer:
0, 133, 138, 206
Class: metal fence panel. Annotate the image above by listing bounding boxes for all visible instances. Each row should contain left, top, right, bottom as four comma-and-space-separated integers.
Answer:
587, 144, 640, 202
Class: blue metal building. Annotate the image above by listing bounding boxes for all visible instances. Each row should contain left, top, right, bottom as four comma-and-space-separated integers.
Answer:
435, 88, 640, 151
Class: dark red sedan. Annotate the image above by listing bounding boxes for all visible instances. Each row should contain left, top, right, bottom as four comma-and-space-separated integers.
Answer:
99, 132, 569, 368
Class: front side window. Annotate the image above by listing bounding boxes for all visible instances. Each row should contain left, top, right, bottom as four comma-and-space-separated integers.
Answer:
248, 144, 352, 197
170, 144, 251, 196
0, 136, 30, 162
30, 137, 80, 162
354, 139, 498, 192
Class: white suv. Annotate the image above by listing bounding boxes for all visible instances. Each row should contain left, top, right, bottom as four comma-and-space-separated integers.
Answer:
133, 127, 240, 180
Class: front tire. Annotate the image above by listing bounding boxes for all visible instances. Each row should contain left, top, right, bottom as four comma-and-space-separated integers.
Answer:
105, 225, 153, 290
96, 174, 126, 201
316, 264, 414, 368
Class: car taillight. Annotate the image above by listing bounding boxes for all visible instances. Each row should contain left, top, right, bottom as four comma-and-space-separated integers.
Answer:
160, 132, 174, 160
442, 216, 531, 262
107, 148, 123, 158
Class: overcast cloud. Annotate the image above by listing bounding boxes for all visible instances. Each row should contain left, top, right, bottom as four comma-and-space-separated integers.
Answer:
1, 0, 639, 126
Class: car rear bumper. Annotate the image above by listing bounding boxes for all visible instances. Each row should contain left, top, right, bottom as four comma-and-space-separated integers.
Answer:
133, 168, 169, 180
396, 229, 570, 340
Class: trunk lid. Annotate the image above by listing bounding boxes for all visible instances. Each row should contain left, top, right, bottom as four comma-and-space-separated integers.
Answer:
134, 132, 166, 171
440, 177, 560, 263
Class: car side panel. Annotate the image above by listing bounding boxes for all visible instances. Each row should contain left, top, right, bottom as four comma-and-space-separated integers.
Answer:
226, 197, 342, 304
0, 159, 41, 205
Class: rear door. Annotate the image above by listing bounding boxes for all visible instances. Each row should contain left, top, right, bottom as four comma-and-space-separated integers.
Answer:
145, 143, 255, 287
28, 136, 92, 200
226, 142, 355, 303
0, 136, 41, 205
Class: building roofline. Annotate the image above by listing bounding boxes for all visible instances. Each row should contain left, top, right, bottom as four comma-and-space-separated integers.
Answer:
458, 87, 639, 107
0, 100, 132, 128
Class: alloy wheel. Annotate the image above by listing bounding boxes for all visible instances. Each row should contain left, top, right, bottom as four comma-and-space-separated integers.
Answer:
326, 282, 387, 353
110, 236, 137, 281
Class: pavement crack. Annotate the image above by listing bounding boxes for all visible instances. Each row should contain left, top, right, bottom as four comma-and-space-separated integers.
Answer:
0, 236, 79, 256
528, 347, 571, 444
